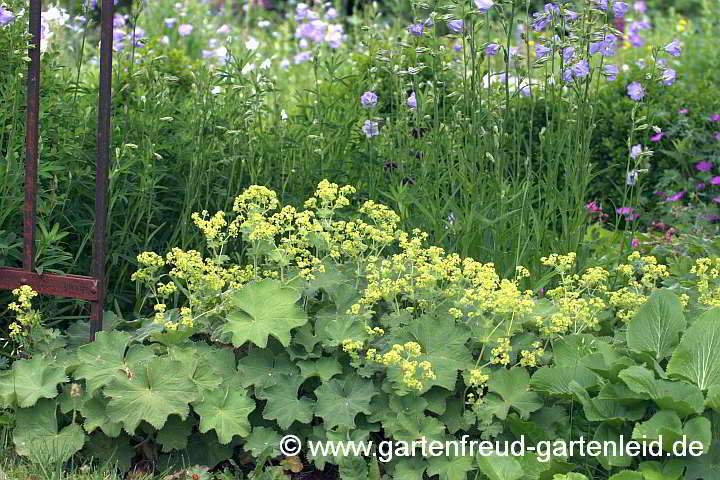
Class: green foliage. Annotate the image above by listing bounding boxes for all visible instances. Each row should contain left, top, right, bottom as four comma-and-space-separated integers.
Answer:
7, 185, 720, 480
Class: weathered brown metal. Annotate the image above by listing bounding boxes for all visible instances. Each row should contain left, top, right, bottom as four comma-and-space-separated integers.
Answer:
0, 0, 113, 341
0, 268, 99, 302
23, 0, 41, 271
91, 0, 114, 340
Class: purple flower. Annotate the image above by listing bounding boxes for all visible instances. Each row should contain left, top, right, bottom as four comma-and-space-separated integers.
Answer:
713, 198, 720, 203
563, 47, 574, 62
697, 183, 706, 190
362, 120, 379, 137
603, 64, 619, 80
651, 132, 666, 142
294, 51, 313, 64
474, 0, 494, 13
678, 108, 688, 115
544, 3, 560, 14
630, 144, 642, 158
452, 43, 463, 53
564, 10, 578, 21
633, 1, 646, 13
407, 23, 424, 36
572, 60, 590, 78
520, 85, 532, 97
627, 82, 645, 101
612, 2, 629, 17
0, 7, 15, 26
627, 170, 639, 185
665, 191, 685, 202
696, 161, 713, 172
217, 24, 231, 35
709, 114, 720, 121
664, 39, 681, 57
590, 35, 617, 56
360, 91, 377, 108
631, 238, 639, 248
629, 21, 651, 33
448, 19, 464, 33
662, 68, 676, 86
485, 43, 500, 56
531, 13, 550, 31
113, 14, 126, 27
595, 0, 608, 11
326, 7, 338, 19
563, 68, 574, 83
164, 18, 177, 28
407, 91, 417, 110
178, 24, 193, 36
280, 58, 290, 69
714, 132, 720, 141
710, 176, 720, 184
535, 44, 552, 58
629, 33, 645, 48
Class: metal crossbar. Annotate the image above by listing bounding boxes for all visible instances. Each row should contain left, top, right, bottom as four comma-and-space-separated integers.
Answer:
0, 0, 114, 341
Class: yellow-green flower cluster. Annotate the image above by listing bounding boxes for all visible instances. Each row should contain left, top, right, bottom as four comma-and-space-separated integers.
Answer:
541, 253, 577, 275
607, 252, 669, 321
7, 285, 41, 340
519, 342, 545, 367
690, 257, 720, 308
490, 337, 512, 365
365, 342, 436, 391
467, 368, 490, 389
349, 230, 535, 322
131, 252, 165, 282
192, 210, 229, 248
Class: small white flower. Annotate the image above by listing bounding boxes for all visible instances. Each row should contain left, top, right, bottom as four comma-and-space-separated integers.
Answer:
241, 63, 256, 74
245, 36, 259, 50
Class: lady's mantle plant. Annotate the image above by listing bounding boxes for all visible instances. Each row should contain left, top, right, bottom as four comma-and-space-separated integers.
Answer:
4, 181, 720, 478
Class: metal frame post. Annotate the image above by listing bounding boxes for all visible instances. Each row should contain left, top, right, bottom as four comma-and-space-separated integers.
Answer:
0, 0, 114, 341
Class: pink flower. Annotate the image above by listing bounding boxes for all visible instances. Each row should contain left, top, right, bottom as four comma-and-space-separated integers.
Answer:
650, 132, 666, 141
714, 132, 720, 140
631, 238, 639, 249
710, 176, 720, 185
678, 108, 688, 115
665, 191, 685, 202
696, 161, 713, 172
713, 198, 720, 203
709, 114, 720, 121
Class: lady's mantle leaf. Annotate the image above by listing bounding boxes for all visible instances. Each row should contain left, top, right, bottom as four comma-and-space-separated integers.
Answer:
104, 357, 199, 434
224, 279, 308, 348
255, 374, 314, 429
390, 315, 473, 392
626, 290, 685, 360
0, 355, 67, 408
484, 368, 543, 420
475, 452, 523, 480
667, 307, 720, 390
314, 374, 377, 428
14, 399, 86, 465
192, 385, 255, 444
74, 331, 153, 393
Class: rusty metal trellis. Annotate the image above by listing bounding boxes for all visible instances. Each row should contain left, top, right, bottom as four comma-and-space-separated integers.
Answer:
0, 0, 113, 341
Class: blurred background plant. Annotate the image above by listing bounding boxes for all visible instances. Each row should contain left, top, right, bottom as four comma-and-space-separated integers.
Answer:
0, 0, 718, 329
